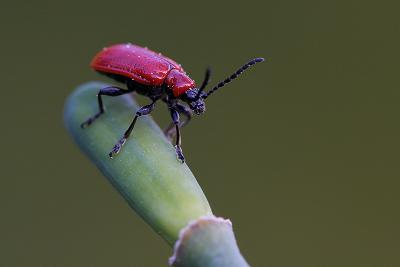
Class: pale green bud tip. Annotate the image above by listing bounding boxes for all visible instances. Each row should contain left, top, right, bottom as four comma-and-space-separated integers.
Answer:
63, 82, 212, 244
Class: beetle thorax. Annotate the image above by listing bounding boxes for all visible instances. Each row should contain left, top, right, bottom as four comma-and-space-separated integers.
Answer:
165, 69, 196, 97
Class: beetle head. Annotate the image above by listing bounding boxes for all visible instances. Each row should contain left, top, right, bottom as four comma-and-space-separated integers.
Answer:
184, 88, 206, 115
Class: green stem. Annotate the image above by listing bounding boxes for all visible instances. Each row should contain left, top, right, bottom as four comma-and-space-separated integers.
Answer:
170, 216, 250, 267
64, 82, 250, 266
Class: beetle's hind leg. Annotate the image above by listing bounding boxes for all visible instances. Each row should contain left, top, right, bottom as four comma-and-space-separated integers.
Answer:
81, 86, 131, 128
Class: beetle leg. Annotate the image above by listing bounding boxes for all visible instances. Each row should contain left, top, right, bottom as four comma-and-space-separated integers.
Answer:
81, 86, 131, 128
168, 108, 185, 163
109, 101, 157, 158
164, 103, 192, 140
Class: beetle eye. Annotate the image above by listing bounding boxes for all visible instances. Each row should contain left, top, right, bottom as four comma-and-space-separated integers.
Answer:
185, 88, 198, 100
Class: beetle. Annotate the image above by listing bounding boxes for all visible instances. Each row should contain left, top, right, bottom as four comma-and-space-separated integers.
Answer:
81, 43, 264, 162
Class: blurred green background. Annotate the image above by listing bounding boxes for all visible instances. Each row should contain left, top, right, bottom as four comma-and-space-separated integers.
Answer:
1, 0, 399, 266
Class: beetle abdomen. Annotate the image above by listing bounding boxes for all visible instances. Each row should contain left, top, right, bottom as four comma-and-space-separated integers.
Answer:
91, 43, 182, 87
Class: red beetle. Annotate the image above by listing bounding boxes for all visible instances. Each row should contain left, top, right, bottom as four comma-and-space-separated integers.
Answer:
82, 43, 264, 162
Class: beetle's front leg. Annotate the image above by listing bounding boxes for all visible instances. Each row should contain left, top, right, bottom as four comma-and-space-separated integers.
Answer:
164, 103, 192, 141
169, 108, 185, 163
109, 101, 156, 158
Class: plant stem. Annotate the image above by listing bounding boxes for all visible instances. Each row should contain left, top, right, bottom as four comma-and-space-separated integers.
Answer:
170, 216, 250, 267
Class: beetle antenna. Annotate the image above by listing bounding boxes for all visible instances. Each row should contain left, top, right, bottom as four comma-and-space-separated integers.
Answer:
195, 67, 211, 100
202, 58, 264, 99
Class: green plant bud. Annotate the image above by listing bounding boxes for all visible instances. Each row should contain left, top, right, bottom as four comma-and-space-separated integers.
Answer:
64, 82, 212, 245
